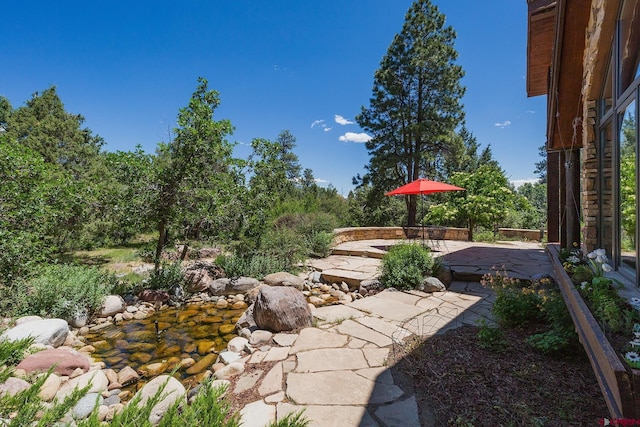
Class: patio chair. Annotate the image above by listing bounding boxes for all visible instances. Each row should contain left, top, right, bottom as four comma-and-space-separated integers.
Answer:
426, 225, 447, 251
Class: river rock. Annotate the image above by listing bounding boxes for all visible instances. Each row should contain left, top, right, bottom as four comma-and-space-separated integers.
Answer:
117, 366, 139, 386
1, 318, 69, 348
263, 272, 305, 290
96, 295, 126, 317
253, 286, 313, 332
0, 377, 30, 396
227, 336, 249, 353
138, 289, 170, 303
236, 304, 257, 330
419, 277, 446, 292
249, 330, 273, 346
208, 277, 260, 296
218, 351, 242, 365
214, 362, 244, 380
69, 310, 90, 328
435, 264, 453, 287
73, 392, 103, 420
219, 324, 235, 335
131, 375, 186, 425
39, 373, 62, 401
185, 353, 217, 375
359, 279, 384, 295
56, 369, 109, 400
17, 347, 90, 376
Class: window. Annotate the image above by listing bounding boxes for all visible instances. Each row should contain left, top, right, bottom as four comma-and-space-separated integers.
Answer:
618, 0, 640, 95
618, 100, 636, 272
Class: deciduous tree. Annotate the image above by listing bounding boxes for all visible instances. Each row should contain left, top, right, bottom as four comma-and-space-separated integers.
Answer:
150, 78, 237, 266
426, 165, 515, 241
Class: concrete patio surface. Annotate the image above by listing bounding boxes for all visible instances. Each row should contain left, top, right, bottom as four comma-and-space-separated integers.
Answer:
236, 239, 556, 426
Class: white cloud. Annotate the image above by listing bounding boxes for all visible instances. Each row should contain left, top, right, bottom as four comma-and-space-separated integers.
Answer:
315, 178, 329, 183
339, 132, 372, 143
494, 120, 511, 128
511, 178, 539, 188
323, 127, 331, 132
334, 115, 354, 125
311, 119, 325, 128
526, 110, 535, 114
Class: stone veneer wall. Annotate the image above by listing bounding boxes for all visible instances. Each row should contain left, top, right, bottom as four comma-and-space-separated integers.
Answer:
581, 0, 610, 253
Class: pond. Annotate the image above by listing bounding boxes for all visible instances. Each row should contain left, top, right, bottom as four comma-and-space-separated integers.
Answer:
84, 302, 245, 384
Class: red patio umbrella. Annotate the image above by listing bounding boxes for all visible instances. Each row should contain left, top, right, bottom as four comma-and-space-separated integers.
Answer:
385, 178, 465, 245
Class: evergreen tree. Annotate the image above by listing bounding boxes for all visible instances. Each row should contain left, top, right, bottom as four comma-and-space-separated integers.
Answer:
534, 145, 547, 183
356, 0, 465, 226
6, 87, 104, 179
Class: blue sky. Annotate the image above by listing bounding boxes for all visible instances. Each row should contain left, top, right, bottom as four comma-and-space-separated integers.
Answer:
1, 1, 546, 195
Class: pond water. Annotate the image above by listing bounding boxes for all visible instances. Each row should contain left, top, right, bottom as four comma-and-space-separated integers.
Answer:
84, 302, 244, 383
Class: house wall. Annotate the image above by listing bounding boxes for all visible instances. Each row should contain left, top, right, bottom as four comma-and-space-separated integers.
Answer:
581, 0, 617, 253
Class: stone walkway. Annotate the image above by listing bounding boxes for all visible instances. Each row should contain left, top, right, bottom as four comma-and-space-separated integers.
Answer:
237, 283, 494, 427
236, 240, 555, 426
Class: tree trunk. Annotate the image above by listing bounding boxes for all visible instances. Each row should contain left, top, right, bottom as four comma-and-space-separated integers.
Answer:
468, 219, 474, 242
155, 220, 167, 272
407, 194, 417, 226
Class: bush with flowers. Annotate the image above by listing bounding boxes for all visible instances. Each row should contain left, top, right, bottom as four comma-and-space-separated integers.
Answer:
624, 324, 640, 369
560, 246, 640, 369
481, 268, 577, 354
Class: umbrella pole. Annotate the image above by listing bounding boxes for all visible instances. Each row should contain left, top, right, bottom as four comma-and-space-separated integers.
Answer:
421, 193, 425, 247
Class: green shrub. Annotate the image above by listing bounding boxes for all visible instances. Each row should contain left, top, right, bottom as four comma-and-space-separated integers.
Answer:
526, 329, 576, 354
476, 319, 506, 352
481, 270, 543, 328
306, 231, 333, 258
569, 265, 593, 286
145, 262, 184, 291
0, 336, 34, 367
27, 264, 116, 320
482, 270, 578, 353
379, 243, 434, 290
0, 279, 31, 317
260, 227, 308, 268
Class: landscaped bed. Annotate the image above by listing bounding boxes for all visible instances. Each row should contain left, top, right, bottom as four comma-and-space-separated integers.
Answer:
548, 244, 640, 419
398, 325, 608, 426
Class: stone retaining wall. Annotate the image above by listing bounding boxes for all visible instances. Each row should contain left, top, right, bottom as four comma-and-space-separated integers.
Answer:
498, 228, 547, 242
333, 226, 546, 244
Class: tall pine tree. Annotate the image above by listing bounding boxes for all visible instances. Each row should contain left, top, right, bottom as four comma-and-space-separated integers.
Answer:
356, 0, 465, 226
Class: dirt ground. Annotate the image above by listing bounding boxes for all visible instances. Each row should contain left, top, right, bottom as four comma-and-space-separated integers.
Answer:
396, 326, 609, 426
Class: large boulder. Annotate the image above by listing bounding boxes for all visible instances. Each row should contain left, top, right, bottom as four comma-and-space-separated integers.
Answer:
0, 318, 69, 348
253, 286, 312, 332
184, 262, 224, 293
95, 295, 126, 317
418, 277, 446, 292
435, 263, 453, 287
130, 375, 186, 425
263, 272, 305, 290
17, 348, 90, 376
138, 289, 170, 303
